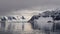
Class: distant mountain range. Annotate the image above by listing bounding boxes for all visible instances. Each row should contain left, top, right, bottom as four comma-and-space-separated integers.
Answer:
28, 9, 60, 22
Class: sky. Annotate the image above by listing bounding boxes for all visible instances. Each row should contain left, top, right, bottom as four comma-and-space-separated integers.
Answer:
0, 0, 60, 19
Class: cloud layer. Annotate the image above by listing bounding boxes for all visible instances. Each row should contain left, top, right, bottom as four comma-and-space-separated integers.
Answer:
0, 0, 60, 16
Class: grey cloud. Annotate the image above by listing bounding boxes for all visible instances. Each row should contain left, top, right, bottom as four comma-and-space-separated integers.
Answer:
0, 0, 60, 16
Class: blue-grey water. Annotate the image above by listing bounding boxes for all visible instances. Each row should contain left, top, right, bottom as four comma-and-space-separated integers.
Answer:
0, 30, 60, 34
0, 20, 60, 34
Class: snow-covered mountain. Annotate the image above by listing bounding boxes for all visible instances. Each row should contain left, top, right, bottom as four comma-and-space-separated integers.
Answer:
29, 9, 60, 22
28, 9, 60, 31
0, 15, 28, 22
0, 15, 32, 31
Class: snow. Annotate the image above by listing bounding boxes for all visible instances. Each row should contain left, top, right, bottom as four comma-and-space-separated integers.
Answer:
34, 17, 53, 30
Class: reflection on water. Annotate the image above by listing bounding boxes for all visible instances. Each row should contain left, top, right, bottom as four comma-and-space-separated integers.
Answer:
0, 22, 60, 34
0, 30, 60, 34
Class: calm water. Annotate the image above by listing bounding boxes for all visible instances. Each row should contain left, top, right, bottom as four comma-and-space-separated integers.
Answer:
0, 30, 60, 34
0, 21, 60, 34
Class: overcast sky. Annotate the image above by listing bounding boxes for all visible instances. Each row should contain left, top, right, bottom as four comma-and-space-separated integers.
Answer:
0, 0, 60, 16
